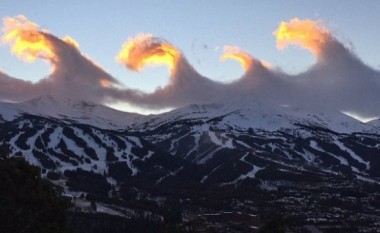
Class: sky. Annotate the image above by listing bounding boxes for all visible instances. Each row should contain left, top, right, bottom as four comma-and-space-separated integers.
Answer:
0, 1, 380, 116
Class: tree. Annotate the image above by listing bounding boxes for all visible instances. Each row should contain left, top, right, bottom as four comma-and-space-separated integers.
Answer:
258, 214, 286, 233
90, 201, 97, 211
0, 157, 68, 233
163, 196, 182, 225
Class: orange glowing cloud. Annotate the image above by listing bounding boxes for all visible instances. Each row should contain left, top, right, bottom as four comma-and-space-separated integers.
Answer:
1, 15, 56, 62
220, 46, 253, 71
99, 79, 113, 88
220, 46, 272, 71
116, 34, 181, 72
63, 36, 80, 49
273, 18, 332, 56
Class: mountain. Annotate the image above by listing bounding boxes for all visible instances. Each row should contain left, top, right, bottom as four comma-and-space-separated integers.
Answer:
0, 95, 141, 129
1, 95, 379, 193
134, 102, 380, 183
2, 96, 380, 230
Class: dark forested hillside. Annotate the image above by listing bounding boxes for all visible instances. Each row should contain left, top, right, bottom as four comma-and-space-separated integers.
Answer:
0, 157, 68, 233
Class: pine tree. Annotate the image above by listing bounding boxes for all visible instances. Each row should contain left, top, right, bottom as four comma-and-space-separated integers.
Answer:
0, 157, 68, 233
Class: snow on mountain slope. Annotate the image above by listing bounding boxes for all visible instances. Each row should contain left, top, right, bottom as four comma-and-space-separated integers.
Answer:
123, 97, 380, 183
0, 95, 141, 129
134, 98, 378, 134
1, 94, 380, 194
0, 114, 198, 195
0, 102, 20, 121
1, 94, 376, 133
368, 118, 380, 128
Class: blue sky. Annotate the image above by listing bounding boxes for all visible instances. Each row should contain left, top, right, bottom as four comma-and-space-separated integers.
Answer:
1, 1, 380, 93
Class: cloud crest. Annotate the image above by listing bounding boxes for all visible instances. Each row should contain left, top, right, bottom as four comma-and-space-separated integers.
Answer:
116, 34, 181, 72
273, 18, 332, 56
0, 15, 119, 102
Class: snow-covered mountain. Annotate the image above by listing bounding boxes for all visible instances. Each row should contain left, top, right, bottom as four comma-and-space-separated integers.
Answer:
135, 99, 379, 134
0, 95, 141, 129
0, 96, 380, 196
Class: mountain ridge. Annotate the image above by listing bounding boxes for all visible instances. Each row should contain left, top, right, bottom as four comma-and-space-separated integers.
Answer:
1, 94, 378, 133
1, 95, 380, 191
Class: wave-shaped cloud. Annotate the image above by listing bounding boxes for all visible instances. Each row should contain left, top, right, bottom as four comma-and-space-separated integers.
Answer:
111, 33, 224, 108
274, 18, 332, 57
272, 18, 380, 118
0, 15, 119, 102
1, 16, 379, 119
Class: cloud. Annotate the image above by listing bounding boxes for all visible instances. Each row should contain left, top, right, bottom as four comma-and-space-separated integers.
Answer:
0, 15, 119, 102
273, 18, 332, 57
116, 34, 180, 72
111, 34, 225, 108
220, 46, 254, 71
0, 71, 41, 101
272, 18, 380, 118
112, 35, 289, 109
1, 16, 379, 119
